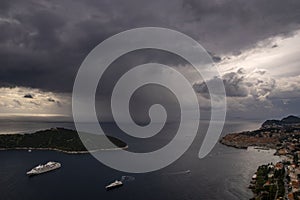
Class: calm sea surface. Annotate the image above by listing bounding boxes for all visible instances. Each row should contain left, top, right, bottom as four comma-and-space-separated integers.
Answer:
0, 121, 75, 134
0, 121, 281, 200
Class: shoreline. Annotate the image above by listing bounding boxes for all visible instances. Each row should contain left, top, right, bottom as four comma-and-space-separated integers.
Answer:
219, 135, 278, 150
219, 115, 300, 199
0, 145, 129, 154
221, 143, 286, 199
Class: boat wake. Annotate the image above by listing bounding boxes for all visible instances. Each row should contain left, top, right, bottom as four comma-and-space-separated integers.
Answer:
121, 176, 135, 182
164, 170, 191, 176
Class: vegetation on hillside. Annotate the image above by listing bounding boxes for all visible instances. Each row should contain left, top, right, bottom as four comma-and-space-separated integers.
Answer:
0, 128, 127, 152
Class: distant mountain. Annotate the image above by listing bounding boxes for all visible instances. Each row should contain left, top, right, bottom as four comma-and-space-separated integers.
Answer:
262, 115, 300, 128
281, 115, 300, 124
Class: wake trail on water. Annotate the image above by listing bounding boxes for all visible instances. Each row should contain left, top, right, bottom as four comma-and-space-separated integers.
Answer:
164, 170, 191, 176
121, 176, 135, 182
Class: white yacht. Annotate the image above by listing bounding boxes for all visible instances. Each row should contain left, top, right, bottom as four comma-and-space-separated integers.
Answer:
105, 180, 123, 190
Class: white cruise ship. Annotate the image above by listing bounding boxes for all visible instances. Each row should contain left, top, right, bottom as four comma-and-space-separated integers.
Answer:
27, 161, 61, 176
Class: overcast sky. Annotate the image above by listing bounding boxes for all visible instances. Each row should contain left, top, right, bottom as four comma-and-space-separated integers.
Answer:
1, 0, 300, 121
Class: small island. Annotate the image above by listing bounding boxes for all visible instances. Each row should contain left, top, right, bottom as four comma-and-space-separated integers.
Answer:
220, 115, 300, 199
0, 128, 128, 154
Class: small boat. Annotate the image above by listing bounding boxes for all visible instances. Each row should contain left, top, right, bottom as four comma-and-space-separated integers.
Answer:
105, 180, 123, 190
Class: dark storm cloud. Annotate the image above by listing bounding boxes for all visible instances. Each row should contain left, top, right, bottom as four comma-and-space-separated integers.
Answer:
0, 0, 300, 92
47, 97, 62, 107
182, 0, 300, 53
47, 98, 55, 102
222, 72, 249, 97
193, 72, 249, 98
193, 69, 277, 99
23, 94, 33, 98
